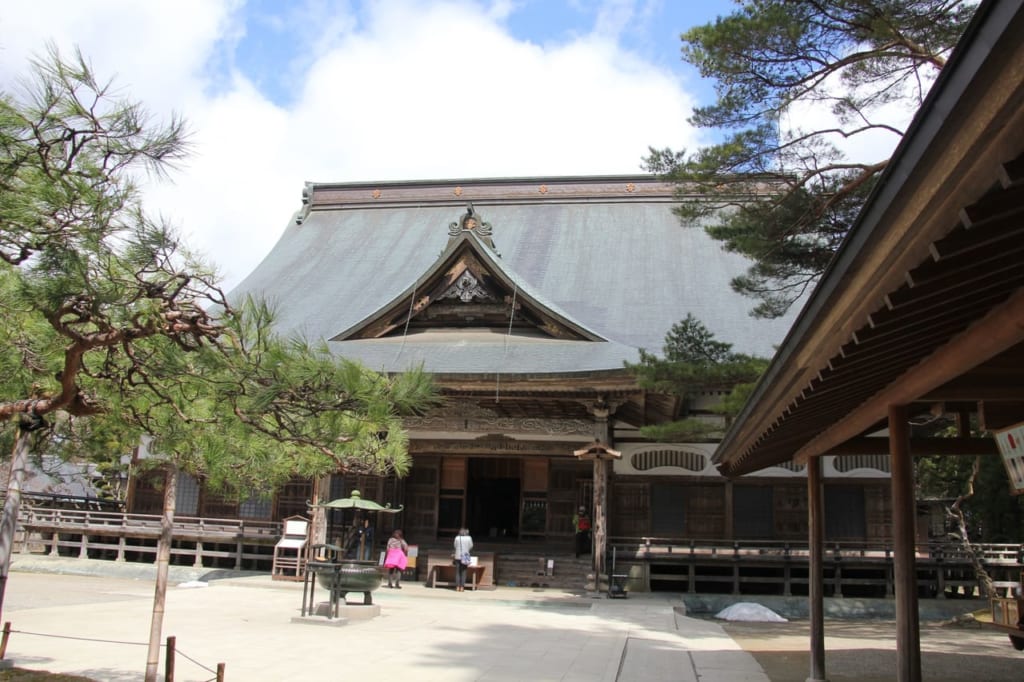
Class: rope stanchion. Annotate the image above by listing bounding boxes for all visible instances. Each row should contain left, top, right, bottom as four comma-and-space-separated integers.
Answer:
0, 621, 10, 659
1, 626, 223, 679
166, 635, 176, 682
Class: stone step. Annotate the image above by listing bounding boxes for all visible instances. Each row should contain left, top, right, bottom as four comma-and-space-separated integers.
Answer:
492, 553, 592, 589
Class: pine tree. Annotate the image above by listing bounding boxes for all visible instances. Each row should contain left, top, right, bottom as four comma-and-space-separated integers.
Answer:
647, 0, 977, 317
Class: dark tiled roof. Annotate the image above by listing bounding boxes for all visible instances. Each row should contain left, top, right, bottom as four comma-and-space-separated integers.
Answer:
230, 176, 795, 374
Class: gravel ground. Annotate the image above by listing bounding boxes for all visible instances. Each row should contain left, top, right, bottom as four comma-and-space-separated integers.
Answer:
720, 616, 1023, 681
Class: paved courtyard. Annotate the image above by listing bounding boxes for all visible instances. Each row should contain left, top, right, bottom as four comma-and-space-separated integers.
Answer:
2, 556, 1019, 681
2, 557, 764, 681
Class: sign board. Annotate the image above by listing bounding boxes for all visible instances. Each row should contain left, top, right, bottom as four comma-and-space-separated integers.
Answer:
994, 422, 1024, 495
407, 544, 418, 569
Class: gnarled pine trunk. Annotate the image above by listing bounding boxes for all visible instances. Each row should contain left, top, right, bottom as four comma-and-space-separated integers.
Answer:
145, 466, 177, 682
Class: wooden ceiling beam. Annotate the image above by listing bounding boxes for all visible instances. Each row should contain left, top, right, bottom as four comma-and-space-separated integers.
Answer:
869, 272, 1020, 329
826, 437, 998, 456
906, 239, 1024, 288
998, 155, 1024, 187
932, 210, 1024, 260
886, 260, 1024, 310
979, 401, 1024, 431
958, 183, 1024, 229
794, 289, 1024, 463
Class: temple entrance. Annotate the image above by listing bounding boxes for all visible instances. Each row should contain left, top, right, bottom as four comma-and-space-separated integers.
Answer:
466, 458, 521, 540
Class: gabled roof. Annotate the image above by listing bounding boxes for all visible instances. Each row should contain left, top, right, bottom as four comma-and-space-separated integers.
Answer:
713, 0, 1024, 476
230, 175, 797, 377
333, 205, 605, 342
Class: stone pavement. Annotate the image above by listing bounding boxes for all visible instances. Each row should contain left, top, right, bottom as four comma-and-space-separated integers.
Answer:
2, 555, 769, 681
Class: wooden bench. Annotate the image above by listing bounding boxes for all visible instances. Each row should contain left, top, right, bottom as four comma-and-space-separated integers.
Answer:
424, 550, 495, 589
428, 563, 486, 590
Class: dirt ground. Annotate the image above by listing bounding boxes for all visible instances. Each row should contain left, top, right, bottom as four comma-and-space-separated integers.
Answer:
720, 617, 1023, 681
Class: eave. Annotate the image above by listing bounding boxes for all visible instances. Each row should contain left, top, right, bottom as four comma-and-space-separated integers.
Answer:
714, 0, 1024, 477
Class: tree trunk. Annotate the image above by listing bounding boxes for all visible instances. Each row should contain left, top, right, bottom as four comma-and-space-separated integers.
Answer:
948, 456, 995, 597
0, 428, 31, 623
145, 466, 177, 682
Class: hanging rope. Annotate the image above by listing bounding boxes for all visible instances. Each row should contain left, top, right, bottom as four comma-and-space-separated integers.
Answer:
496, 283, 518, 402
393, 284, 417, 365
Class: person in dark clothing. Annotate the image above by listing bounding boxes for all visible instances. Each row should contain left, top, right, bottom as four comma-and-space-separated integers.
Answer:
572, 506, 591, 558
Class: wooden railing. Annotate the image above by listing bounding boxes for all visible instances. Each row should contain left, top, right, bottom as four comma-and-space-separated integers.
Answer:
10, 502, 1023, 596
17, 507, 282, 571
608, 536, 1024, 598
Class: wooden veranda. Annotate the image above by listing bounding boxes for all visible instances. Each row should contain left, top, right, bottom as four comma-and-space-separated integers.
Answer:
712, 2, 1024, 681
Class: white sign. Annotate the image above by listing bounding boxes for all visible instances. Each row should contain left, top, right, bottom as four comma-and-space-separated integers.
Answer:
994, 422, 1024, 495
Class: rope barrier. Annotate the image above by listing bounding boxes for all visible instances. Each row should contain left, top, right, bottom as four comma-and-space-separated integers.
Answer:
8, 628, 147, 646
3, 626, 223, 678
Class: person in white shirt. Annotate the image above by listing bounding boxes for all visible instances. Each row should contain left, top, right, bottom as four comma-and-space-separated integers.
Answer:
452, 528, 474, 592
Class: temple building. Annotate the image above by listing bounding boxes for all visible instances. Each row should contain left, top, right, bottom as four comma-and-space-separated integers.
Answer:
128, 175, 895, 561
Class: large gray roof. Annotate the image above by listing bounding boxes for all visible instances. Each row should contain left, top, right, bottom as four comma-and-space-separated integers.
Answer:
229, 176, 795, 375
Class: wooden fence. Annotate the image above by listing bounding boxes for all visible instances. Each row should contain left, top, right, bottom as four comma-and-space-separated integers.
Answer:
16, 506, 282, 571
8, 502, 1022, 597
608, 537, 1023, 598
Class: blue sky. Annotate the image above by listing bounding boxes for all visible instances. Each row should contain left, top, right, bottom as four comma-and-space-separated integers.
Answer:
225, 1, 734, 107
0, 1, 739, 289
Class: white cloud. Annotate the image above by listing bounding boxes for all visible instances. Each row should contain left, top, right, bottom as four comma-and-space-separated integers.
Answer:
1, 0, 701, 290
779, 68, 929, 171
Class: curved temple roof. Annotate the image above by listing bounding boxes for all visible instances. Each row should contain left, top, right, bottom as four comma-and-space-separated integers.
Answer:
230, 175, 796, 376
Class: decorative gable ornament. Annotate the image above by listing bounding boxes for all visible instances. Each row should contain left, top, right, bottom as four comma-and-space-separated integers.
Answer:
448, 204, 497, 252
438, 270, 493, 303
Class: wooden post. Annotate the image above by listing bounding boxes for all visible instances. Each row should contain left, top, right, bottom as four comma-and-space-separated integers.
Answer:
0, 621, 11, 659
807, 454, 827, 682
574, 427, 620, 588
217, 662, 226, 681
724, 480, 734, 539
165, 635, 175, 682
593, 457, 608, 580
889, 404, 921, 682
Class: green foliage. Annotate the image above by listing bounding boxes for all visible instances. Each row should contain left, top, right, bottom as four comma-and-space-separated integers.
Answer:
0, 46, 437, 502
627, 314, 768, 441
648, 0, 976, 317
917, 453, 1024, 543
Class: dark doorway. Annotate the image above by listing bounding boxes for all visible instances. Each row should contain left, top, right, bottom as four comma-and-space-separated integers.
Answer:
650, 483, 686, 536
733, 486, 774, 539
466, 458, 521, 540
825, 485, 867, 540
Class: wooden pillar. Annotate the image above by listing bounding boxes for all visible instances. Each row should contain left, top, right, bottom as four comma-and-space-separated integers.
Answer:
574, 418, 620, 588
592, 404, 612, 581
593, 457, 608, 579
889, 404, 921, 682
724, 480, 734, 540
807, 455, 827, 682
